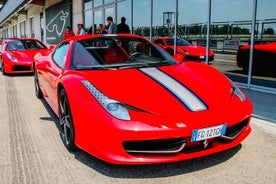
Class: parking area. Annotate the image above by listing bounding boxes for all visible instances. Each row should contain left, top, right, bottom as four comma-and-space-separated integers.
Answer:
0, 56, 275, 184
211, 53, 276, 89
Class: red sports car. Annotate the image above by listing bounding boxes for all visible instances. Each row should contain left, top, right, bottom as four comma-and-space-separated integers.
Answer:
153, 37, 215, 62
34, 34, 252, 164
0, 38, 49, 75
237, 42, 276, 75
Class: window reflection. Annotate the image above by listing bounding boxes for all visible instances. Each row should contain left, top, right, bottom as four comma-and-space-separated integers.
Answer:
133, 0, 151, 37
80, 0, 276, 90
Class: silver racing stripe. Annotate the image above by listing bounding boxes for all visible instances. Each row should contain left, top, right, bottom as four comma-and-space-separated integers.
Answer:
140, 67, 207, 111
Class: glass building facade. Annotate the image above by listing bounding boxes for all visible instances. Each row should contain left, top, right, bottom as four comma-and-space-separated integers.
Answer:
0, 0, 275, 93
81, 0, 276, 92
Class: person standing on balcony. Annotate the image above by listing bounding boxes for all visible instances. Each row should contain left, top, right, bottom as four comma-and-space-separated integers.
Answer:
106, 16, 117, 34
117, 17, 130, 34
63, 26, 75, 39
77, 23, 86, 35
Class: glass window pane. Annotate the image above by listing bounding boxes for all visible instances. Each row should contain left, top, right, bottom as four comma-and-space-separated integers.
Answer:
104, 0, 114, 4
94, 10, 103, 26
94, 0, 103, 7
250, 0, 276, 88
133, 0, 151, 37
84, 0, 92, 10
153, 0, 175, 37
117, 0, 131, 32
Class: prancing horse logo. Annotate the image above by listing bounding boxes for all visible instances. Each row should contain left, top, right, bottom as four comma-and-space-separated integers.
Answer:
46, 10, 69, 36
203, 140, 209, 148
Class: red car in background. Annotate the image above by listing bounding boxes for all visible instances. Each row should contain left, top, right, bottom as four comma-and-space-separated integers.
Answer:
237, 42, 276, 75
34, 34, 252, 164
153, 37, 215, 62
0, 38, 49, 75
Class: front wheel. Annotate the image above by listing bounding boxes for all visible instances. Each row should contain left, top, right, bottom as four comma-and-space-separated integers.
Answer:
34, 69, 43, 98
59, 89, 77, 150
1, 62, 6, 75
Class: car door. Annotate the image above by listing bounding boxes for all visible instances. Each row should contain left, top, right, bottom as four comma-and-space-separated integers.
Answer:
43, 42, 70, 114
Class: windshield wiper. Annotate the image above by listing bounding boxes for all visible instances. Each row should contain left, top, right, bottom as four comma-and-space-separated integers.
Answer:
116, 63, 149, 69
117, 61, 173, 69
75, 65, 118, 70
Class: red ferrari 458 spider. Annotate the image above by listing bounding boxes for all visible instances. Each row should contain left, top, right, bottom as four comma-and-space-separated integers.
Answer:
237, 42, 276, 75
34, 34, 252, 164
0, 38, 49, 75
153, 37, 215, 62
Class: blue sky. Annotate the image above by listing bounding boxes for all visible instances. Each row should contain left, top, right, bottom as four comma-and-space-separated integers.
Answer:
131, 0, 276, 26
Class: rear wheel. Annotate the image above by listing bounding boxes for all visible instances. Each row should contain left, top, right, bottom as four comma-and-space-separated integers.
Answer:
34, 69, 43, 98
59, 89, 77, 150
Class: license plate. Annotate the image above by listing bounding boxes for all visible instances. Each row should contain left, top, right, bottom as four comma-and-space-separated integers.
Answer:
199, 56, 205, 59
191, 124, 227, 142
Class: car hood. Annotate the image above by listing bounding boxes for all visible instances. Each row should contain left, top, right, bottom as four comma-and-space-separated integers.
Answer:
77, 63, 232, 116
10, 49, 49, 62
176, 45, 210, 55
240, 42, 276, 53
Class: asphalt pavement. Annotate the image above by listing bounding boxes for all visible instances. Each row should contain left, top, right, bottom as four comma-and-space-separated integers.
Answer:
0, 75, 275, 184
243, 89, 276, 123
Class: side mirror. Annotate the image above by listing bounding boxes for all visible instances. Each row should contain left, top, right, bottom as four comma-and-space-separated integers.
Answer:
156, 43, 164, 48
173, 53, 184, 63
48, 45, 55, 51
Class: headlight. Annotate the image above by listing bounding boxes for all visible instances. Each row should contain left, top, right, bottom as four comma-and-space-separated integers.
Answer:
7, 53, 18, 62
81, 80, 130, 120
180, 48, 190, 55
231, 82, 246, 102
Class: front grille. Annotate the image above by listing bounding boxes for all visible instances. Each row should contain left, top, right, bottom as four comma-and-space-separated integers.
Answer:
219, 118, 249, 141
184, 118, 249, 153
123, 138, 186, 154
185, 56, 198, 61
185, 56, 214, 61
12, 66, 31, 71
183, 138, 215, 153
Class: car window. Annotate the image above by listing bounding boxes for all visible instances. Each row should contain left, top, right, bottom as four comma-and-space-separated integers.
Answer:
166, 38, 191, 46
23, 40, 46, 49
6, 40, 46, 51
154, 39, 165, 46
53, 42, 69, 68
7, 41, 25, 51
72, 42, 99, 68
73, 36, 177, 70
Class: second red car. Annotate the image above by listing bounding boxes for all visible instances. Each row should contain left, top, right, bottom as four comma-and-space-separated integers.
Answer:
153, 37, 214, 62
0, 38, 49, 75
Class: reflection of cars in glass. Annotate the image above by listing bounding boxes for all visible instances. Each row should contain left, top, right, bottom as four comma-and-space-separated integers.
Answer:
153, 37, 215, 62
34, 34, 252, 164
0, 38, 49, 75
237, 42, 276, 75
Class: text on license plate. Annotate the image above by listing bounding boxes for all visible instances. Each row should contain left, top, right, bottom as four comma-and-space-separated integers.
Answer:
191, 124, 227, 142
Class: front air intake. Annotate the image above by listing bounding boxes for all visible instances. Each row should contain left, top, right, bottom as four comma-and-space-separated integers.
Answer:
123, 138, 186, 154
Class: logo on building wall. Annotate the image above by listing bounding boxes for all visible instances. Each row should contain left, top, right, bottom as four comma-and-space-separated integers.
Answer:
46, 10, 69, 36
45, 0, 71, 44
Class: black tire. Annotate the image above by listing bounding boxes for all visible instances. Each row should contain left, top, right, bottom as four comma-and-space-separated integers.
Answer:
1, 62, 6, 75
241, 64, 249, 74
34, 69, 43, 98
59, 89, 77, 150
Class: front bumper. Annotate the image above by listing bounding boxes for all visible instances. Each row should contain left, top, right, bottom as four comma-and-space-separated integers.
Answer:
4, 60, 34, 74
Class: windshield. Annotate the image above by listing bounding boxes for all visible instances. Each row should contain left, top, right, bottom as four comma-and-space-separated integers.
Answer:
7, 40, 46, 51
166, 38, 191, 46
71, 36, 177, 70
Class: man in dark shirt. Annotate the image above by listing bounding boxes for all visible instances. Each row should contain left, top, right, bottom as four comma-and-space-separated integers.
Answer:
117, 17, 130, 34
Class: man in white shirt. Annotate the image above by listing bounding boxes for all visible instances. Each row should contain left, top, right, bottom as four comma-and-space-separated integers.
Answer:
77, 23, 86, 35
